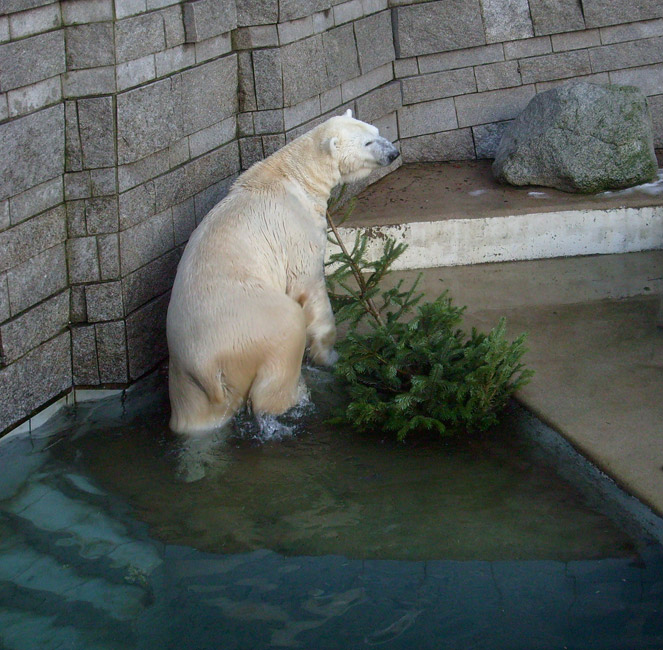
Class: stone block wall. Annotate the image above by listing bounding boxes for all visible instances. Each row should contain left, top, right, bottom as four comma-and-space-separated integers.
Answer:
1, 0, 662, 434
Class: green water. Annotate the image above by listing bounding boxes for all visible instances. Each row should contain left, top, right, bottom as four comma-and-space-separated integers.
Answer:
0, 368, 661, 649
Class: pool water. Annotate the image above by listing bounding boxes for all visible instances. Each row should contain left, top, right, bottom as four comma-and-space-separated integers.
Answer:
1, 368, 662, 649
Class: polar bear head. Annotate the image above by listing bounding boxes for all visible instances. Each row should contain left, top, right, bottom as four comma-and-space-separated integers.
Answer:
320, 110, 400, 183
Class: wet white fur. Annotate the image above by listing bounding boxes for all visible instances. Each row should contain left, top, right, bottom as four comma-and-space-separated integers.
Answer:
166, 111, 397, 435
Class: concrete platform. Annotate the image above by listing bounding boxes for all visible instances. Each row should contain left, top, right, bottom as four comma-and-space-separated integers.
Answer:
328, 161, 663, 269
390, 253, 663, 517
338, 161, 663, 516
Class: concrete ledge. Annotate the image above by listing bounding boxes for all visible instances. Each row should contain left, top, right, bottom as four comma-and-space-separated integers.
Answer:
329, 206, 663, 270
327, 161, 663, 270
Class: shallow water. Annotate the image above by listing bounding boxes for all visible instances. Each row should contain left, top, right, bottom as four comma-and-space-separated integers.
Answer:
1, 368, 662, 649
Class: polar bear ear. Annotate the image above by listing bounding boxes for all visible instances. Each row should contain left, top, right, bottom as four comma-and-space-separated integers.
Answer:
344, 109, 353, 118
322, 136, 339, 157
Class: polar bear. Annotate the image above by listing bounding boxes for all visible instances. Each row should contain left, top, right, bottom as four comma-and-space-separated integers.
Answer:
166, 110, 399, 435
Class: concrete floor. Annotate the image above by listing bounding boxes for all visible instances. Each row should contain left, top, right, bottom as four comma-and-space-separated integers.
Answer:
391, 251, 663, 518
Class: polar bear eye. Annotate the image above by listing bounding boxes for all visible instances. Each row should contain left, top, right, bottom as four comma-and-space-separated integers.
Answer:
364, 140, 374, 147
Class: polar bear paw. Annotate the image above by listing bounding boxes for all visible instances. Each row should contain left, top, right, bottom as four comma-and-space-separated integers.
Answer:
310, 346, 339, 367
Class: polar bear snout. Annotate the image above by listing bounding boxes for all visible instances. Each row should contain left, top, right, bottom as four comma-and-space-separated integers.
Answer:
371, 137, 400, 166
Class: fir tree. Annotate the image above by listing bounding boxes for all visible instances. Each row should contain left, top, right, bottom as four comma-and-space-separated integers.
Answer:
325, 188, 533, 441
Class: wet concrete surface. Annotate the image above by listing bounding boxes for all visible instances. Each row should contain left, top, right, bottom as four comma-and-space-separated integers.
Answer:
390, 251, 663, 517
347, 161, 663, 227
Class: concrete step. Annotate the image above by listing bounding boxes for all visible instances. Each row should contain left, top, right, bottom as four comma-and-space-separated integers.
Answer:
327, 161, 663, 270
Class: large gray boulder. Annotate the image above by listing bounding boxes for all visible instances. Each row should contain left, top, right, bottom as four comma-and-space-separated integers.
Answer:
492, 82, 658, 193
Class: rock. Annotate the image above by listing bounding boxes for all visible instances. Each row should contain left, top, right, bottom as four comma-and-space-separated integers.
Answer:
492, 82, 658, 193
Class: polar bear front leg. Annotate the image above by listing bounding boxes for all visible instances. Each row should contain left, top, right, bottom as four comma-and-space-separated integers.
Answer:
299, 285, 338, 366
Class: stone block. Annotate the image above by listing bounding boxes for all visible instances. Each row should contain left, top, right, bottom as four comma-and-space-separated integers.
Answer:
172, 198, 196, 245
0, 202, 8, 234
393, 0, 485, 58
120, 209, 174, 275
155, 44, 196, 77
262, 134, 286, 157
394, 57, 418, 79
236, 0, 278, 26
0, 292, 69, 364
520, 50, 591, 84
9, 177, 63, 226
8, 3, 61, 38
372, 110, 398, 143
0, 106, 63, 203
418, 43, 504, 74
116, 77, 180, 164
98, 233, 120, 280
280, 0, 332, 22
66, 200, 86, 237
590, 37, 663, 74
179, 55, 239, 133
70, 285, 87, 322
582, 0, 662, 29
3, 0, 53, 14
64, 100, 82, 172
86, 281, 124, 322
0, 95, 8, 122
401, 128, 475, 162
65, 22, 115, 70
116, 11, 167, 63
0, 333, 71, 434
117, 149, 170, 192
283, 95, 321, 130
0, 206, 66, 274
334, 0, 363, 25
355, 81, 402, 123
119, 181, 156, 230
161, 4, 185, 47
7, 76, 62, 119
480, 0, 533, 43
61, 0, 113, 24
78, 96, 116, 169
610, 63, 663, 97
282, 36, 327, 106
529, 0, 585, 36
72, 325, 99, 385
341, 62, 393, 102
194, 32, 232, 63
67, 236, 100, 284
153, 141, 239, 211
85, 196, 118, 234
0, 275, 7, 324
398, 97, 457, 138
64, 171, 91, 201
169, 137, 190, 168
191, 117, 237, 157
278, 16, 314, 46
551, 29, 600, 52
473, 120, 511, 158
455, 84, 536, 127
649, 94, 663, 148
253, 48, 283, 110
475, 61, 522, 92
0, 16, 7, 43
312, 9, 334, 34
600, 19, 663, 45
354, 11, 395, 74
122, 249, 180, 313
253, 110, 284, 135
0, 32, 64, 92
7, 243, 67, 315
320, 85, 342, 113
239, 136, 264, 169
183, 0, 237, 43
322, 24, 360, 88
62, 66, 116, 97
238, 51, 257, 112
126, 292, 170, 380
116, 55, 157, 92
95, 321, 129, 383
401, 67, 475, 104
115, 0, 147, 18
193, 176, 234, 220
89, 167, 117, 197
503, 36, 552, 60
